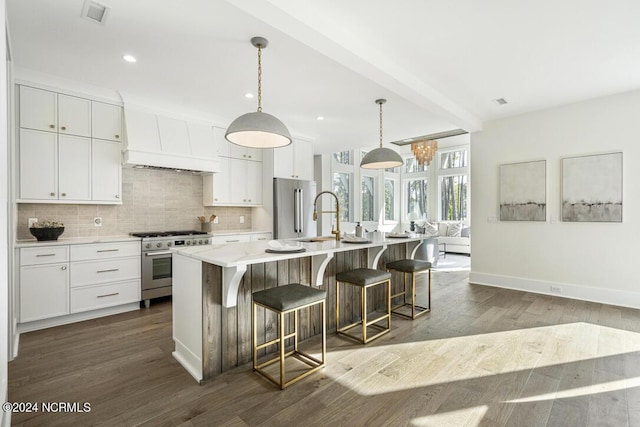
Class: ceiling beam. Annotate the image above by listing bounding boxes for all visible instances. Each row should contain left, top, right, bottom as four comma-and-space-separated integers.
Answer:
226, 0, 483, 132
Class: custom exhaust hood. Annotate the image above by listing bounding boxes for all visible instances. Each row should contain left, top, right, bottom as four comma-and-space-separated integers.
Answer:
122, 104, 221, 173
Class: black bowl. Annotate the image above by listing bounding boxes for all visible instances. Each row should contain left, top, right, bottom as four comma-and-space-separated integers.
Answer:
29, 227, 65, 241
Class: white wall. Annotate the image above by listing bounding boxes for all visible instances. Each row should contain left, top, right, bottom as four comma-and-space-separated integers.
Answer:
2, 0, 11, 424
470, 90, 640, 308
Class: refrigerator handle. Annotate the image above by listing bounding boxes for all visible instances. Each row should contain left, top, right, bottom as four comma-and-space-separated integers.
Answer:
293, 189, 299, 233
298, 188, 304, 235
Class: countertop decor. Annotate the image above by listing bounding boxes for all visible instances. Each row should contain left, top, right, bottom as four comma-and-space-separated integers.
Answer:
29, 220, 65, 241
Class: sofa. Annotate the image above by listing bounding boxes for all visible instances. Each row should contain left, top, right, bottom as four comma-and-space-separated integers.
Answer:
418, 221, 471, 255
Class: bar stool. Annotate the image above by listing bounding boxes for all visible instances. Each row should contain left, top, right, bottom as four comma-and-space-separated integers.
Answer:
386, 259, 432, 320
252, 283, 326, 389
335, 268, 391, 343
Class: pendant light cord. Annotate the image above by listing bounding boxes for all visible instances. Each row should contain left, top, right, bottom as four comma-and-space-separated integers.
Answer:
379, 101, 383, 148
257, 45, 263, 112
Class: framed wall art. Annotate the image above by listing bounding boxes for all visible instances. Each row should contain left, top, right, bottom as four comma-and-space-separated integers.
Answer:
499, 160, 546, 221
562, 152, 622, 222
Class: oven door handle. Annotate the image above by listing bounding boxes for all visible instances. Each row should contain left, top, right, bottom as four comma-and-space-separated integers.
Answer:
145, 251, 173, 256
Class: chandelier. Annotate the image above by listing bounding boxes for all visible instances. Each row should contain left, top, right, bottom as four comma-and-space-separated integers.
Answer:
411, 140, 438, 166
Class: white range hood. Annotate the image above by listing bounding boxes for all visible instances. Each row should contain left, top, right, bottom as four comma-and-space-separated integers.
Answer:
123, 104, 221, 173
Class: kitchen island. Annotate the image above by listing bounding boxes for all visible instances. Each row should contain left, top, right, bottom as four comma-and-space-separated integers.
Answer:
171, 233, 436, 383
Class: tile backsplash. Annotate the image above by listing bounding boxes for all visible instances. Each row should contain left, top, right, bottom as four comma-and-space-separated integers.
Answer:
17, 168, 252, 240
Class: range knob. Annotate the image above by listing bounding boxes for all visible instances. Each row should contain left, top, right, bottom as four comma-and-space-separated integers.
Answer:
156, 242, 162, 248
145, 243, 151, 249
198, 240, 203, 244
186, 240, 191, 246
167, 242, 172, 247
204, 239, 209, 244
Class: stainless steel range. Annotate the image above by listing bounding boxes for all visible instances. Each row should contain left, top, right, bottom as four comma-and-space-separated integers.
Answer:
130, 230, 211, 308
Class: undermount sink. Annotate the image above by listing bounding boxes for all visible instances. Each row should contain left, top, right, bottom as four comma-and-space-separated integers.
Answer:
299, 236, 336, 242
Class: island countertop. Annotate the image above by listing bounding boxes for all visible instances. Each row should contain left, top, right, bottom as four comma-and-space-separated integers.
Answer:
171, 232, 429, 268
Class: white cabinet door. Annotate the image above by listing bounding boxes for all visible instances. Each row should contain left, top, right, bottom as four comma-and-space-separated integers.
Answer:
58, 94, 91, 137
293, 139, 314, 181
19, 86, 57, 132
215, 157, 231, 204
58, 134, 91, 201
157, 116, 190, 155
250, 232, 272, 241
228, 142, 262, 161
246, 160, 263, 205
188, 122, 216, 159
20, 263, 69, 322
273, 143, 295, 179
19, 129, 58, 200
92, 139, 121, 202
213, 127, 229, 158
92, 101, 122, 142
229, 158, 246, 204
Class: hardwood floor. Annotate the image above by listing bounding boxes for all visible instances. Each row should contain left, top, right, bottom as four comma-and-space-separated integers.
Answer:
9, 272, 640, 426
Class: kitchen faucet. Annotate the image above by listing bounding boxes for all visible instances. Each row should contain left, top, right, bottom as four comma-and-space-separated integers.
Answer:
312, 191, 341, 241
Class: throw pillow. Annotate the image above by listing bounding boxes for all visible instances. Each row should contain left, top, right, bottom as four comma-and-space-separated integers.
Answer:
447, 222, 463, 237
437, 222, 449, 237
424, 221, 438, 236
461, 227, 471, 238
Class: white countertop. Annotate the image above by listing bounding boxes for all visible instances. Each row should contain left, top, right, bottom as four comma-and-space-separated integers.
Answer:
15, 235, 141, 248
209, 230, 270, 236
172, 232, 431, 268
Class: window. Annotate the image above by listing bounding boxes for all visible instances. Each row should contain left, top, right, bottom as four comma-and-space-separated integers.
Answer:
404, 157, 427, 173
438, 148, 469, 221
384, 179, 395, 221
440, 150, 468, 169
361, 175, 375, 221
332, 172, 350, 222
333, 151, 351, 165
440, 175, 468, 220
406, 178, 428, 218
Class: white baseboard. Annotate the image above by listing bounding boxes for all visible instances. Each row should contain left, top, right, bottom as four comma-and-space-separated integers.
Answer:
16, 303, 140, 334
173, 340, 203, 384
469, 272, 640, 310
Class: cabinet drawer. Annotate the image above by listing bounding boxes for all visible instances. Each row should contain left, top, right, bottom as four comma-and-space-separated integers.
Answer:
70, 257, 140, 287
70, 280, 140, 313
211, 234, 251, 244
20, 246, 69, 266
70, 241, 140, 261
251, 233, 272, 241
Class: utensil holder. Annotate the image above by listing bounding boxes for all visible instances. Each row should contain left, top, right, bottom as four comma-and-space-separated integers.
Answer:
201, 222, 212, 232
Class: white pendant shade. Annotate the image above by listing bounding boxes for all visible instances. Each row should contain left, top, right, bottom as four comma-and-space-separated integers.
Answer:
225, 111, 292, 149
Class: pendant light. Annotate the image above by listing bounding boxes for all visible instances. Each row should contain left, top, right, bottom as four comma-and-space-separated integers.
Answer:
360, 99, 403, 169
225, 37, 292, 149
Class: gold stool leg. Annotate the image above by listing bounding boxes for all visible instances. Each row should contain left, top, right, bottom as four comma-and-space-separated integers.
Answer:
279, 310, 285, 389
336, 280, 340, 332
361, 284, 367, 343
252, 302, 258, 371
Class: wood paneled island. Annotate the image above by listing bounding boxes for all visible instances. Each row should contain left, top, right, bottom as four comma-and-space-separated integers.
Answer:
171, 233, 436, 383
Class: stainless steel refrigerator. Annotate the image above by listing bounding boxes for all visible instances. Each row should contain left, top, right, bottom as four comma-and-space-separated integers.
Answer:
273, 178, 317, 239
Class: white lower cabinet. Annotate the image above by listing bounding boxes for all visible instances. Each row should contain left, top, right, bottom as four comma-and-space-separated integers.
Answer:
20, 263, 69, 322
18, 240, 141, 330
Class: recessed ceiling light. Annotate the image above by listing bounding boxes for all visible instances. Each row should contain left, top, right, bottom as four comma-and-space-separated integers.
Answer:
122, 54, 137, 63
493, 97, 508, 106
244, 93, 254, 99
316, 116, 325, 121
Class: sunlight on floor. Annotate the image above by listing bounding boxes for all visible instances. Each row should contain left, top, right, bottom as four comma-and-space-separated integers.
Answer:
325, 322, 640, 395
411, 406, 489, 426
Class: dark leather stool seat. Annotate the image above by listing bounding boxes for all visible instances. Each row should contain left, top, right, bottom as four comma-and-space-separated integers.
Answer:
335, 268, 391, 343
252, 283, 326, 389
386, 259, 432, 320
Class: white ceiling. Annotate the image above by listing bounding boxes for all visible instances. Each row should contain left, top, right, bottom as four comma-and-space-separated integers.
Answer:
7, 0, 640, 154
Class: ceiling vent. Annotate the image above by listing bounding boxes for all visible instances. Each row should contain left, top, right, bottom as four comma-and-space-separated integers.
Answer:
493, 97, 508, 106
81, 0, 110, 25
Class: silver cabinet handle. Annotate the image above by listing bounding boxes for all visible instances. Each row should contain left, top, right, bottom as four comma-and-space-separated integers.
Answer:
61, 192, 66, 197
226, 239, 240, 243
145, 251, 172, 256
97, 292, 119, 298
97, 268, 119, 273
115, 134, 120, 139
61, 265, 67, 270
61, 126, 67, 131
115, 195, 120, 199
97, 249, 119, 253
257, 238, 267, 241
49, 124, 55, 129
36, 253, 56, 257
50, 192, 55, 196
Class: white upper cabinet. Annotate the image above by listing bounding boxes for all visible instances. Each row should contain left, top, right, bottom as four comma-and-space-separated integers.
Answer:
273, 139, 313, 181
58, 134, 91, 201
228, 142, 262, 161
213, 127, 229, 158
19, 129, 58, 200
58, 94, 91, 137
17, 84, 123, 204
19, 86, 57, 132
92, 139, 122, 202
157, 115, 191, 156
92, 101, 122, 142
